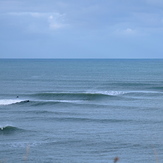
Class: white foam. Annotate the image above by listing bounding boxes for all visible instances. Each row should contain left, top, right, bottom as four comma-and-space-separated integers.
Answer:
54, 100, 83, 103
102, 91, 125, 96
1, 141, 42, 148
88, 91, 126, 96
0, 99, 23, 105
41, 99, 83, 103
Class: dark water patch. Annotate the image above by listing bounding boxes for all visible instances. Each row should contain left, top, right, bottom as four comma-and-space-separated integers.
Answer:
30, 100, 60, 106
149, 86, 163, 91
44, 116, 163, 125
25, 110, 83, 117
29, 100, 84, 107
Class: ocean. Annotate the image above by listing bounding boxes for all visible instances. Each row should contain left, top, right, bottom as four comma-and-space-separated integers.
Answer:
0, 59, 163, 163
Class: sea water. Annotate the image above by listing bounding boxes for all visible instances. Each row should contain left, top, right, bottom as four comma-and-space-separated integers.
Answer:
0, 59, 163, 163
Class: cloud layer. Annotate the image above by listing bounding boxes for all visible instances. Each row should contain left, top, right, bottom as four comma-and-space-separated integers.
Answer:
0, 0, 163, 58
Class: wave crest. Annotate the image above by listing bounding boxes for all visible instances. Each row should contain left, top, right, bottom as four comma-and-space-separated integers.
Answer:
87, 91, 125, 96
31, 91, 125, 99
0, 125, 16, 131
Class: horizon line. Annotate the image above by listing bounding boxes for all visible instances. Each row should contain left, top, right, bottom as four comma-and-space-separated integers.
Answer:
0, 57, 163, 60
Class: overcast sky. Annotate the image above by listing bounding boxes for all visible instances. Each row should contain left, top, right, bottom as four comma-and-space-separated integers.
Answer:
0, 0, 163, 58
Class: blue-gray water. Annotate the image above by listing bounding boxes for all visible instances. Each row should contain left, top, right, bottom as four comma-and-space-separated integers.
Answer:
0, 59, 163, 163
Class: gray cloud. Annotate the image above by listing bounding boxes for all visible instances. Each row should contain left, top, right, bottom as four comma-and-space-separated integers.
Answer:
0, 0, 163, 58
1, 0, 163, 33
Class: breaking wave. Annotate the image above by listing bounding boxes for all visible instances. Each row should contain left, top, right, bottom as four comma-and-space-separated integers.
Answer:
31, 91, 125, 100
0, 125, 23, 134
0, 99, 30, 106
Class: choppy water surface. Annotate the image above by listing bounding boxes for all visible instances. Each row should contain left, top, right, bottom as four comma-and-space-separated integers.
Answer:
0, 59, 163, 163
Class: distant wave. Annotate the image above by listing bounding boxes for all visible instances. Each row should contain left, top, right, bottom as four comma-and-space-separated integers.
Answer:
86, 91, 125, 96
51, 117, 132, 124
0, 99, 30, 106
31, 91, 125, 100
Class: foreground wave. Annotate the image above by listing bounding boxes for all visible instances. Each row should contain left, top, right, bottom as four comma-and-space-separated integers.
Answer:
0, 125, 23, 134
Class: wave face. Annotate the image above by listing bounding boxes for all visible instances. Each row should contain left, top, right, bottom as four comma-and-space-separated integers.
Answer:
31, 91, 125, 100
0, 125, 22, 134
0, 99, 29, 106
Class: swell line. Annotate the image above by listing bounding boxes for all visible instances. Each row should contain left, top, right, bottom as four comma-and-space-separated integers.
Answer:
50, 117, 133, 123
30, 91, 125, 100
